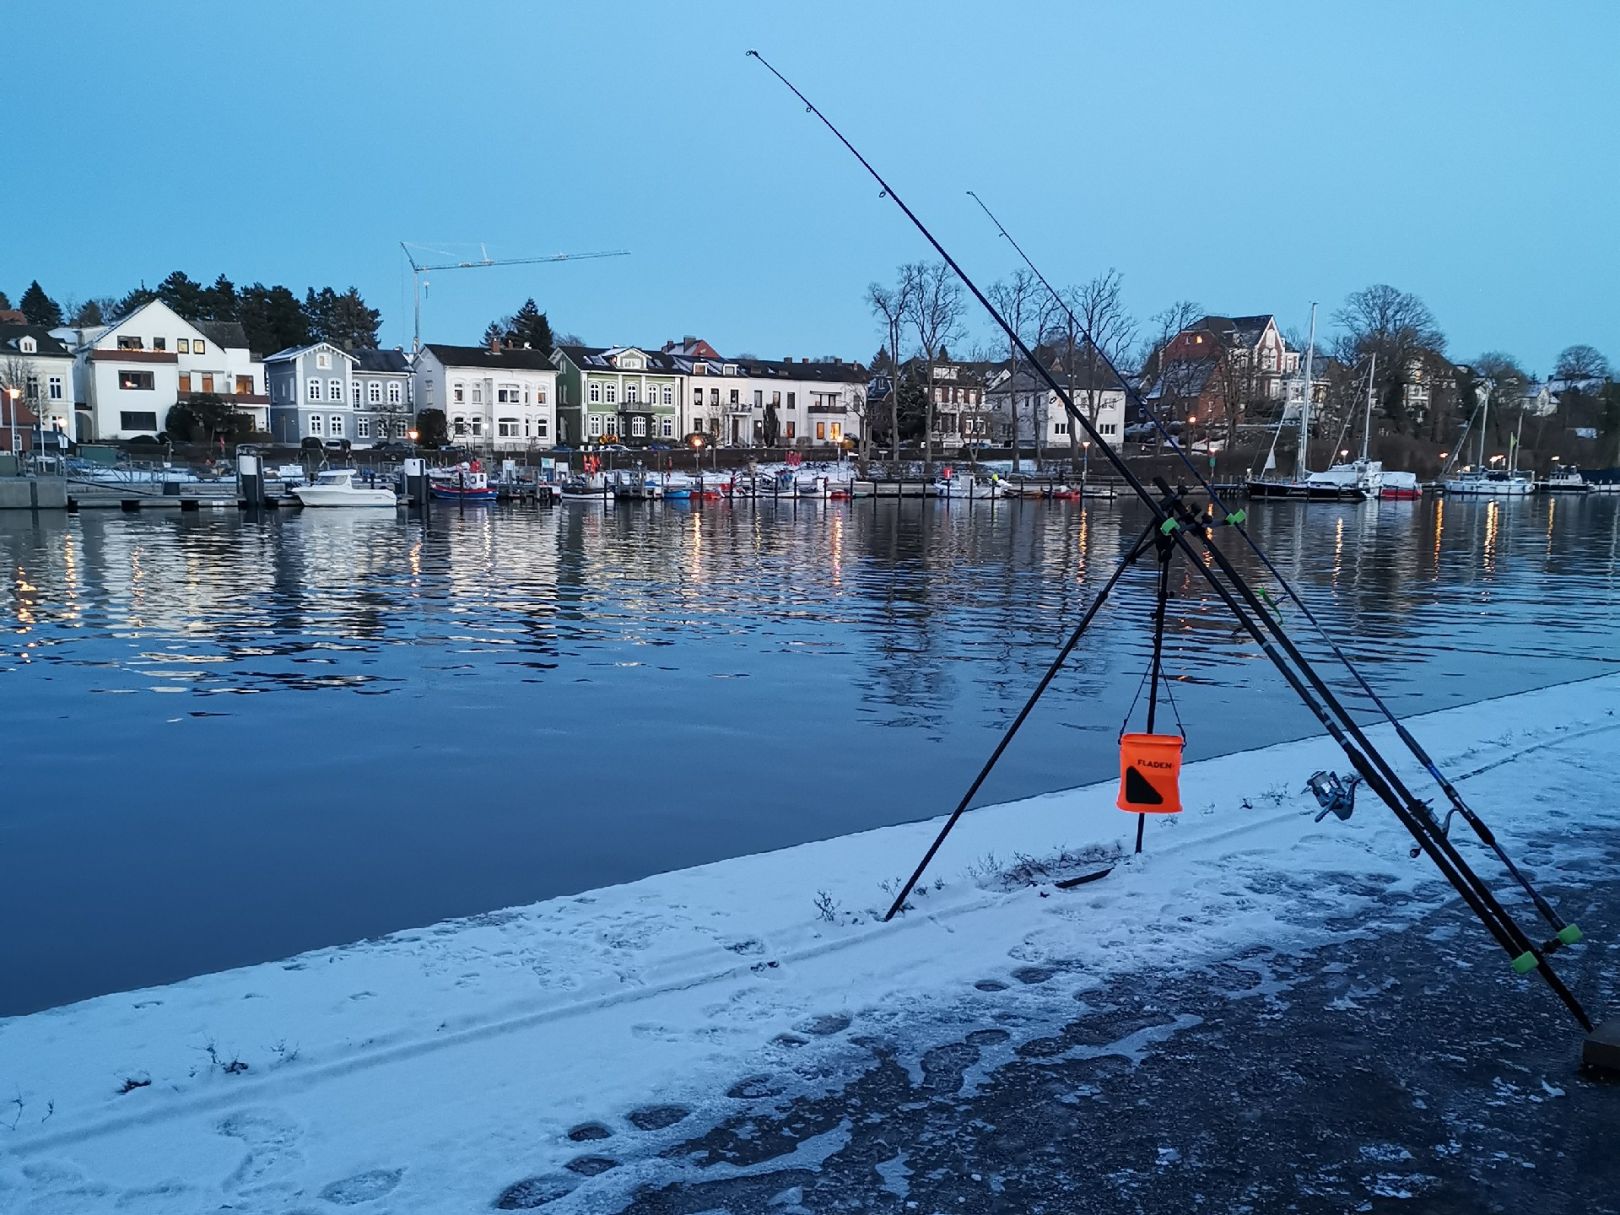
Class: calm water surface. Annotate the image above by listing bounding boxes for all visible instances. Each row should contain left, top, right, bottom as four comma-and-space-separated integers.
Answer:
3, 494, 1618, 1014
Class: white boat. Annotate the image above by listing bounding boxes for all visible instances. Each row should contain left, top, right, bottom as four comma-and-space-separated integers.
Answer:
1378, 470, 1421, 500
1443, 385, 1534, 497
1540, 467, 1591, 493
292, 468, 397, 508
1248, 305, 1370, 501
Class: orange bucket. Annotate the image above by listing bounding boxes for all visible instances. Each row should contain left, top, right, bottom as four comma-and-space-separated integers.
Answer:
1117, 733, 1184, 814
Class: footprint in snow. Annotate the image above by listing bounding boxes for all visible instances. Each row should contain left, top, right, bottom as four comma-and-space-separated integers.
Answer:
496, 1175, 576, 1209
319, 1168, 402, 1205
219, 1109, 304, 1191
626, 1104, 690, 1131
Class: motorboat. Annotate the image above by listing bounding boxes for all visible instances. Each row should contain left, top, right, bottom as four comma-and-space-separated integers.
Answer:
429, 461, 498, 502
292, 468, 397, 508
1444, 469, 1535, 497
1540, 467, 1591, 493
1377, 470, 1421, 500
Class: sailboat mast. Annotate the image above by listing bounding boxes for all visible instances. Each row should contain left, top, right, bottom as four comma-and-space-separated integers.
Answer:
1297, 303, 1317, 480
1361, 352, 1376, 462
1478, 382, 1489, 469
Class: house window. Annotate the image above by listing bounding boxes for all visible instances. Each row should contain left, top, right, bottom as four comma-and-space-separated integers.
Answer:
498, 417, 519, 437
693, 389, 703, 407
316, 351, 331, 370
661, 417, 673, 438
117, 370, 155, 390
816, 421, 826, 441
424, 379, 434, 405
352, 381, 363, 407
119, 410, 158, 431
785, 421, 796, 439
357, 416, 371, 438
752, 390, 761, 407
177, 338, 190, 353
469, 416, 482, 436
452, 416, 467, 435
661, 385, 672, 405
631, 416, 647, 437
625, 383, 638, 404
368, 380, 382, 404
200, 373, 214, 393
1055, 420, 1069, 436
830, 422, 842, 441
497, 384, 515, 403
452, 382, 465, 403
330, 414, 344, 437
536, 417, 548, 438
723, 363, 737, 375
152, 337, 166, 351
710, 388, 719, 406
787, 392, 795, 408
588, 381, 600, 403
193, 340, 205, 355
387, 382, 401, 405
771, 391, 781, 406
116, 336, 142, 350
588, 414, 602, 437
309, 413, 323, 435
535, 386, 546, 404
605, 384, 617, 404
235, 375, 252, 394
48, 376, 63, 400
307, 377, 321, 402
1101, 422, 1118, 436
327, 378, 342, 401
470, 384, 483, 404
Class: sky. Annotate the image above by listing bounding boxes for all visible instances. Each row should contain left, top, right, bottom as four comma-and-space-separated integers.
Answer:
4, 1, 1616, 375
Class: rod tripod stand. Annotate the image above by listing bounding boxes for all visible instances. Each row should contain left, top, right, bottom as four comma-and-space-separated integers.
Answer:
882, 487, 1188, 922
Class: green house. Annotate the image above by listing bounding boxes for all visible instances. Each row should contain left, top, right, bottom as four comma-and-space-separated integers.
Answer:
552, 346, 682, 447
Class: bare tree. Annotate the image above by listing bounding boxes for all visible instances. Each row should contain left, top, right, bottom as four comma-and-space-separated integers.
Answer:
902, 261, 964, 468
1554, 344, 1610, 383
986, 269, 1044, 472
1049, 270, 1137, 470
867, 267, 918, 463
0, 353, 37, 453
1333, 284, 1446, 435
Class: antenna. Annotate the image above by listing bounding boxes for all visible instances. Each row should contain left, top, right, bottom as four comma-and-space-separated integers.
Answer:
399, 242, 630, 353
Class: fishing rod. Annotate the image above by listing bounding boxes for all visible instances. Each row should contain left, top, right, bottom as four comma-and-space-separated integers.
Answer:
963, 188, 1579, 944
746, 49, 1591, 1029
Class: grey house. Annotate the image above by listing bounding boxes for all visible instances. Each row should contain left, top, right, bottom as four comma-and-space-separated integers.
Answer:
264, 343, 356, 445
350, 349, 413, 444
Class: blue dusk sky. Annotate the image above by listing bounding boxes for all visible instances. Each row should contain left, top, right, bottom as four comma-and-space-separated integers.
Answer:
5, 1, 1616, 373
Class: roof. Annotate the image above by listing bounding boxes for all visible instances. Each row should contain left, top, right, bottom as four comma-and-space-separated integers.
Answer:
425, 343, 560, 372
263, 342, 356, 365
352, 348, 412, 373
554, 345, 681, 374
991, 365, 1129, 398
1143, 357, 1219, 401
1191, 314, 1276, 351
195, 320, 249, 351
0, 324, 72, 359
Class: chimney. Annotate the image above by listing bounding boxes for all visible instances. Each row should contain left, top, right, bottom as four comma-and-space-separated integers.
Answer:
783, 356, 792, 364
489, 334, 500, 354
683, 335, 697, 345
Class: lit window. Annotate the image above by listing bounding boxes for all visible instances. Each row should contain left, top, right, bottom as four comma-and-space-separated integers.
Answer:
830, 423, 842, 440
816, 421, 826, 440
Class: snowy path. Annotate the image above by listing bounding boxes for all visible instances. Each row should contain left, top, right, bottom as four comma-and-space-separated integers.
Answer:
2, 676, 1617, 1213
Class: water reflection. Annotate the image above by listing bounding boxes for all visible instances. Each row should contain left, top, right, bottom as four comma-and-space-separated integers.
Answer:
1, 494, 1618, 1014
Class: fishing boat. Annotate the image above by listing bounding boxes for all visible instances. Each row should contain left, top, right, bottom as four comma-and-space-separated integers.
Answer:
612, 472, 664, 501
429, 462, 498, 502
1247, 306, 1372, 502
1443, 387, 1534, 497
292, 468, 397, 508
1540, 467, 1591, 493
559, 474, 609, 501
1377, 470, 1422, 500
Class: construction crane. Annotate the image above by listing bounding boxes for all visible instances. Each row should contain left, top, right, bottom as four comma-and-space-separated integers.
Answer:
400, 242, 630, 353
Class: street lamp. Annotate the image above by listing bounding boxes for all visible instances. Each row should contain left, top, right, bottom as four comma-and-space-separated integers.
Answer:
1081, 439, 1091, 482
4, 387, 18, 456
690, 432, 705, 475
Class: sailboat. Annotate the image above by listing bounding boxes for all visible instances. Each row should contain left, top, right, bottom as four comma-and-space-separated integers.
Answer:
1246, 304, 1370, 501
1443, 381, 1535, 498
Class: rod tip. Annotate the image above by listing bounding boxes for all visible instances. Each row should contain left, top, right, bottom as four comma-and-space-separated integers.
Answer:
745, 48, 759, 57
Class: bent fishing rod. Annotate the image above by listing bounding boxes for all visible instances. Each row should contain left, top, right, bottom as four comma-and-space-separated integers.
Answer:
746, 49, 1591, 1029
963, 188, 1577, 944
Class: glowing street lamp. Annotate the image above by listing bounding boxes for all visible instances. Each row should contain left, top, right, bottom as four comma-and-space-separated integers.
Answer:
1081, 439, 1091, 481
689, 431, 705, 474
4, 387, 19, 455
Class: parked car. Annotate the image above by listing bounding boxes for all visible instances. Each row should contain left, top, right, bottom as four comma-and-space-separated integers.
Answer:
371, 439, 417, 455
600, 443, 629, 452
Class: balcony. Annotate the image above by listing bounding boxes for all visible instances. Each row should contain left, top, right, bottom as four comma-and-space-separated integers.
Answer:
177, 390, 270, 405
806, 403, 844, 414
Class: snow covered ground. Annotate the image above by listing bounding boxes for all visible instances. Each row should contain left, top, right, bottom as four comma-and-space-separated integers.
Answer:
2, 675, 1617, 1213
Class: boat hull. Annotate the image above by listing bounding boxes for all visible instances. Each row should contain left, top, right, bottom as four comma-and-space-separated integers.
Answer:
1246, 479, 1366, 501
293, 487, 397, 508
428, 486, 498, 502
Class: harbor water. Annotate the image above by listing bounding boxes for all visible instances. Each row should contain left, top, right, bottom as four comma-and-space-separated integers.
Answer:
2, 493, 1618, 1015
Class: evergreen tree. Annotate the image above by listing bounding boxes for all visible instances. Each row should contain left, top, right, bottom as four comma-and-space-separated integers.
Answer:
0, 290, 10, 309
504, 298, 554, 356
415, 408, 449, 448
313, 287, 380, 351
19, 281, 63, 327
70, 299, 106, 326
482, 321, 506, 347
114, 283, 159, 318
156, 271, 207, 319
238, 283, 310, 355
201, 274, 238, 321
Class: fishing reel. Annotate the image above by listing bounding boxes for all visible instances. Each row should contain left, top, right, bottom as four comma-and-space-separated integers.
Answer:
1306, 770, 1361, 823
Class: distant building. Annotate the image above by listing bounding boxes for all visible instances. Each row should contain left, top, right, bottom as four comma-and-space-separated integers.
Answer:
987, 364, 1127, 448
551, 345, 681, 447
61, 300, 266, 441
416, 342, 558, 451
350, 349, 414, 443
0, 323, 75, 449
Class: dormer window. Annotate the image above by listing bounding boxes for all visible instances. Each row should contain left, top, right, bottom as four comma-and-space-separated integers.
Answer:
117, 336, 143, 350
18, 337, 35, 354
723, 363, 737, 375
316, 351, 332, 370
693, 362, 707, 375
619, 355, 642, 370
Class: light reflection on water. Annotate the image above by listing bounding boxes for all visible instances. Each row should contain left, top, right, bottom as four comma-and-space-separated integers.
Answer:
1, 494, 1618, 1014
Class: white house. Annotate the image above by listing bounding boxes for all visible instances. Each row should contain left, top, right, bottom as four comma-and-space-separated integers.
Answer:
415, 343, 558, 451
669, 353, 866, 447
0, 324, 76, 449
988, 366, 1127, 449
62, 300, 266, 441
